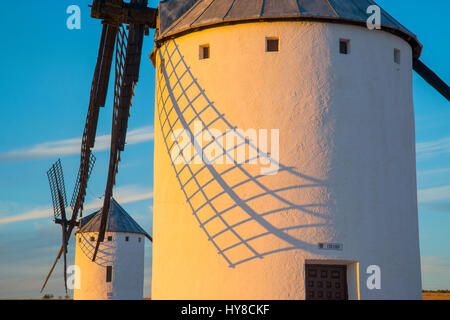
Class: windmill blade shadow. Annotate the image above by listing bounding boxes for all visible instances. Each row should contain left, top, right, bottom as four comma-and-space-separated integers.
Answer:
156, 40, 332, 268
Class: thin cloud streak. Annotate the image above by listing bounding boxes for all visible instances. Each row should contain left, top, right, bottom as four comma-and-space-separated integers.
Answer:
416, 136, 450, 160
418, 185, 450, 203
417, 167, 450, 177
0, 185, 153, 225
0, 126, 154, 162
0, 207, 51, 225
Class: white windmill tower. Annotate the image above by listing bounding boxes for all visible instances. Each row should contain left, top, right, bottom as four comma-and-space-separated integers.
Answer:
73, 198, 152, 300
41, 158, 152, 300
150, 0, 448, 300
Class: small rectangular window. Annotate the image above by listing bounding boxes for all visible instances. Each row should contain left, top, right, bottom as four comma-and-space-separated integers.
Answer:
90, 236, 95, 242
266, 37, 279, 52
394, 49, 401, 64
125, 236, 129, 242
138, 237, 142, 243
107, 236, 113, 241
199, 44, 210, 60
160, 58, 165, 73
106, 266, 113, 283
340, 39, 350, 54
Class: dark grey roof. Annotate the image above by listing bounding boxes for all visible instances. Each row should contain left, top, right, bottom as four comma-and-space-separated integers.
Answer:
158, 0, 422, 58
77, 198, 151, 238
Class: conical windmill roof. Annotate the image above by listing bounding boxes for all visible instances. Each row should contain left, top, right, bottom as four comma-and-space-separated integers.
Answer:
158, 0, 422, 58
77, 198, 151, 238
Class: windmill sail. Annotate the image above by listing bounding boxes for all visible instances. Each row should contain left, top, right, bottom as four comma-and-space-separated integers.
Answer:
45, 160, 70, 293
47, 159, 67, 219
40, 25, 116, 294
413, 59, 450, 101
92, 1, 148, 261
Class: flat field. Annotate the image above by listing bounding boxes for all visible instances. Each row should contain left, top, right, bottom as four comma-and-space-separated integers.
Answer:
422, 292, 450, 300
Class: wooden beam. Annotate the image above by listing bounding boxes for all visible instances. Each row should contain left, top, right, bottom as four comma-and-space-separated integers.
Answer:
91, 0, 157, 28
413, 59, 450, 101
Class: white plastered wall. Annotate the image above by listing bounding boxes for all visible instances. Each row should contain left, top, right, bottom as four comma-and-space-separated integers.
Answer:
74, 231, 145, 300
152, 21, 422, 300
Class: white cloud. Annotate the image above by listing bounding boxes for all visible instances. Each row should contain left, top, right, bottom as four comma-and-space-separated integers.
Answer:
0, 207, 52, 225
418, 185, 450, 203
0, 185, 153, 225
0, 126, 154, 162
416, 136, 450, 160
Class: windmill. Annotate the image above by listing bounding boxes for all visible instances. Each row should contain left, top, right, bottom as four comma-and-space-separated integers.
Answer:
41, 0, 449, 299
43, 156, 95, 293
40, 0, 157, 292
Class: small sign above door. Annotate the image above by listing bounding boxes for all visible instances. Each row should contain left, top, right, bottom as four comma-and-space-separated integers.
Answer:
318, 243, 343, 251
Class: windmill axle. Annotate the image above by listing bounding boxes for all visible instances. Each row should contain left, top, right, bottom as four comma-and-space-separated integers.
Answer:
90, 0, 157, 28
55, 218, 79, 228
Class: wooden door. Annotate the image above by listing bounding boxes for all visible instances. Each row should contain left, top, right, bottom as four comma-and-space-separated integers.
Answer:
305, 264, 348, 300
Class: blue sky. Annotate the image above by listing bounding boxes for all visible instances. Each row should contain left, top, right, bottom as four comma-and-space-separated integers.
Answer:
0, 0, 449, 298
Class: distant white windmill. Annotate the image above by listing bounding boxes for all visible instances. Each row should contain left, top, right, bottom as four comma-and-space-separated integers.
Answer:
42, 157, 152, 300
74, 198, 152, 300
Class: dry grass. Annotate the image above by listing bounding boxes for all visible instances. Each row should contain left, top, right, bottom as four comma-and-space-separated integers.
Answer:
423, 292, 450, 300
